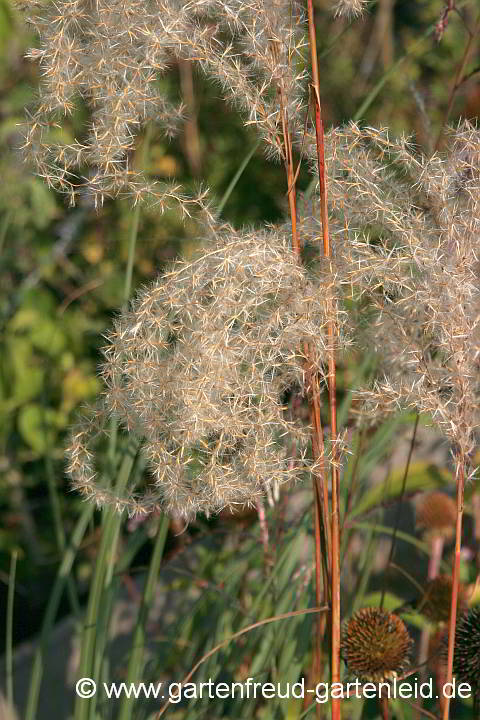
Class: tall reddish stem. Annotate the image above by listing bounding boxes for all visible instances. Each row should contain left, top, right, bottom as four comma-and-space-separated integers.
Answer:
306, 3, 341, 719
442, 456, 465, 720
279, 87, 329, 717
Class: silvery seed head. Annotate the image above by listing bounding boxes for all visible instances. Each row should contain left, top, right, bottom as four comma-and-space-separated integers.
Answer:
67, 222, 349, 519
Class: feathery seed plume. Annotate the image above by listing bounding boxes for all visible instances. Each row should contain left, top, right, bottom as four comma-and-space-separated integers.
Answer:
67, 222, 350, 519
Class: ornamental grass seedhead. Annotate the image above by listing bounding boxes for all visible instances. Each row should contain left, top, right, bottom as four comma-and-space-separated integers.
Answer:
67, 222, 350, 519
452, 606, 480, 694
20, 0, 308, 208
341, 607, 413, 682
320, 123, 480, 466
415, 492, 457, 541
417, 575, 468, 624
332, 0, 368, 19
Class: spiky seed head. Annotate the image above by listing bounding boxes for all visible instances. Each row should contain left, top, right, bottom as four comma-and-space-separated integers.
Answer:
341, 607, 413, 682
332, 0, 368, 18
417, 575, 468, 624
415, 492, 457, 540
453, 607, 480, 693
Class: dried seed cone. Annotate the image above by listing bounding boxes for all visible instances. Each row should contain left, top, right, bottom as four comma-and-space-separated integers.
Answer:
415, 492, 457, 540
341, 607, 413, 682
418, 575, 468, 624
453, 606, 480, 694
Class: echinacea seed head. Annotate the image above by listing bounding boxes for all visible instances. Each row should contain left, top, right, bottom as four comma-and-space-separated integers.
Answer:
453, 606, 480, 692
415, 492, 457, 541
341, 607, 413, 683
417, 575, 468, 624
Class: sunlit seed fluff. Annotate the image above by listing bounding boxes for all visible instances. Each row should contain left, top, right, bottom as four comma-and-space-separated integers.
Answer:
332, 0, 368, 19
341, 607, 413, 682
321, 123, 480, 463
67, 223, 348, 520
20, 0, 309, 205
417, 575, 468, 624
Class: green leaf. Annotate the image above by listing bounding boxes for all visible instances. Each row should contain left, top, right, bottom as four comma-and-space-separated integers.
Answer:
360, 592, 427, 631
27, 178, 59, 230
10, 308, 67, 356
6, 337, 45, 405
349, 461, 452, 519
61, 366, 101, 412
18, 404, 61, 453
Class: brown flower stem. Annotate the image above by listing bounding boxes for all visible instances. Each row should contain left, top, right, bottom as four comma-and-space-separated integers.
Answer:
380, 695, 389, 720
256, 499, 273, 571
311, 485, 327, 718
442, 454, 466, 720
417, 532, 444, 719
306, 357, 332, 580
178, 59, 202, 176
306, 4, 340, 720
308, 360, 331, 719
434, 10, 480, 151
280, 113, 300, 258
380, 413, 419, 610
428, 535, 445, 580
279, 83, 328, 718
275, 22, 332, 708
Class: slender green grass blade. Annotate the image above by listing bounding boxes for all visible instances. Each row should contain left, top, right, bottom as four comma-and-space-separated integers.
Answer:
217, 139, 261, 216
45, 454, 81, 617
349, 462, 451, 521
6, 549, 18, 711
25, 504, 95, 720
118, 514, 169, 720
73, 439, 138, 720
352, 27, 435, 123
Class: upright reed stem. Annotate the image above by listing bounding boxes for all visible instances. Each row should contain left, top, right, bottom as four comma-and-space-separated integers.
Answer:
434, 10, 480, 151
442, 454, 466, 720
306, 4, 341, 719
279, 86, 328, 711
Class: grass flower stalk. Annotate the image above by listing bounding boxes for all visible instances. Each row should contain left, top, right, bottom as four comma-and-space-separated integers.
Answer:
6, 549, 18, 712
25, 504, 95, 720
442, 456, 466, 720
118, 513, 170, 720
73, 440, 139, 720
306, 4, 341, 718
